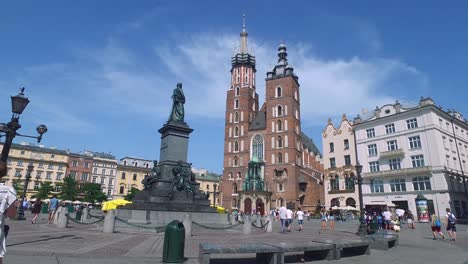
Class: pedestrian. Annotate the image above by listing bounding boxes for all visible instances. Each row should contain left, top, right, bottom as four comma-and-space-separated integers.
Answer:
430, 213, 445, 240
0, 184, 18, 264
48, 195, 59, 224
407, 210, 415, 229
320, 208, 327, 230
446, 208, 457, 241
295, 207, 305, 231
279, 205, 287, 233
382, 207, 392, 230
286, 207, 293, 232
377, 213, 383, 230
31, 198, 42, 224
329, 208, 335, 230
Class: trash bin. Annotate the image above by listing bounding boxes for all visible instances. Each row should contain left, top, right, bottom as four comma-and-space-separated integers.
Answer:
75, 207, 83, 220
369, 219, 378, 234
67, 205, 74, 213
162, 220, 185, 263
41, 203, 48, 214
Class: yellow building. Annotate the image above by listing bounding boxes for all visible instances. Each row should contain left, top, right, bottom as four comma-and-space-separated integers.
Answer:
0, 142, 69, 198
192, 168, 222, 206
114, 157, 152, 199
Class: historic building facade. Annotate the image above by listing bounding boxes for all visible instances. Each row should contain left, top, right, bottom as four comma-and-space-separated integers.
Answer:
354, 98, 468, 218
192, 167, 222, 206
86, 151, 118, 198
114, 157, 152, 199
322, 114, 359, 210
0, 142, 69, 198
66, 152, 93, 183
220, 19, 324, 214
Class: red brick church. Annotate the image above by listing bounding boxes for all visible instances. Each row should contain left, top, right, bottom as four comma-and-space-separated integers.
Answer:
220, 17, 324, 215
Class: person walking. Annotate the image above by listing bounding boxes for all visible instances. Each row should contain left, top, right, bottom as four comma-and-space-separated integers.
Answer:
295, 207, 305, 231
0, 184, 18, 264
430, 213, 445, 240
279, 205, 287, 234
48, 195, 59, 224
407, 210, 416, 229
446, 208, 457, 241
31, 198, 42, 224
320, 208, 327, 230
382, 208, 392, 230
286, 207, 293, 232
329, 208, 335, 230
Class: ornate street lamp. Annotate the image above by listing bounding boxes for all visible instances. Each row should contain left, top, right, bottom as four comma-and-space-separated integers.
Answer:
354, 161, 367, 238
0, 88, 47, 178
16, 164, 34, 220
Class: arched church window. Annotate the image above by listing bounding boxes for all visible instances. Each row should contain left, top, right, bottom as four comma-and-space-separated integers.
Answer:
278, 136, 283, 148
234, 156, 239, 166
234, 127, 239, 137
234, 99, 239, 109
234, 112, 239, 123
277, 120, 282, 131
277, 105, 283, 116
278, 153, 283, 164
234, 141, 239, 152
251, 134, 264, 161
233, 183, 238, 194
237, 171, 242, 179
229, 172, 233, 179
276, 86, 282, 97
235, 86, 240, 96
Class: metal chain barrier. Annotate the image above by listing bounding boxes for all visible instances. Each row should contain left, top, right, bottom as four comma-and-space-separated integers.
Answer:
65, 214, 105, 225
192, 221, 242, 230
251, 219, 270, 230
89, 212, 105, 219
115, 216, 166, 231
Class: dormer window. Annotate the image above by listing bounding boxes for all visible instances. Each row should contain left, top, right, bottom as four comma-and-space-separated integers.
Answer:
123, 160, 127, 166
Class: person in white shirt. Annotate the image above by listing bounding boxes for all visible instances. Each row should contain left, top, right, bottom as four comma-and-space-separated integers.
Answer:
279, 205, 287, 233
286, 208, 293, 232
382, 208, 392, 230
295, 207, 305, 231
0, 185, 18, 264
445, 208, 457, 241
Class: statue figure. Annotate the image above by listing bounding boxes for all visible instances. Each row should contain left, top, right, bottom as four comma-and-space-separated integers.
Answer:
142, 160, 160, 190
168, 83, 185, 123
168, 160, 194, 199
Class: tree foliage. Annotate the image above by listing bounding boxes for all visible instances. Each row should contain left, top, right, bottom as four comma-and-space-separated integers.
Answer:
82, 183, 107, 203
60, 176, 78, 201
36, 181, 53, 199
123, 187, 139, 201
12, 179, 24, 197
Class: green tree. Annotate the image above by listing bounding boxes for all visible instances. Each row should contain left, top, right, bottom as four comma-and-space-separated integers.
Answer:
36, 181, 53, 199
82, 183, 107, 203
123, 187, 139, 201
60, 176, 78, 201
12, 179, 24, 197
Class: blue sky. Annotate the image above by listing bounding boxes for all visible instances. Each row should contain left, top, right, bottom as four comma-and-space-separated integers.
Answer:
1, 1, 467, 174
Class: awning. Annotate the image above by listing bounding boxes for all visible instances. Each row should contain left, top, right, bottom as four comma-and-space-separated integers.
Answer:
365, 201, 396, 207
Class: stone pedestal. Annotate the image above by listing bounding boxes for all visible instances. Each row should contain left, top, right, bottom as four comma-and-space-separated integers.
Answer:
81, 207, 89, 222
243, 216, 252, 235
183, 214, 192, 239
57, 210, 68, 229
103, 210, 116, 234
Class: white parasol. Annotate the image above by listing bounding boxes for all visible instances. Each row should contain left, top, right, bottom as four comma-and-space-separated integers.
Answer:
62, 200, 72, 204
72, 200, 82, 205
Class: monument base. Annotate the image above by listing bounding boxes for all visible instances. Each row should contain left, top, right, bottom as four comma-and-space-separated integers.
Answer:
116, 208, 229, 225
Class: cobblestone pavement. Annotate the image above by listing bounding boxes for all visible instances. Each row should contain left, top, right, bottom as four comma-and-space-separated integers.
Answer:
4, 212, 468, 263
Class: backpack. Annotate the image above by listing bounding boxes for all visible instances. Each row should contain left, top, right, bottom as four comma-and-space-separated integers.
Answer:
448, 213, 456, 224
435, 219, 441, 228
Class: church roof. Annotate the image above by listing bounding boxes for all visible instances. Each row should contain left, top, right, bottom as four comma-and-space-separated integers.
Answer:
301, 132, 321, 156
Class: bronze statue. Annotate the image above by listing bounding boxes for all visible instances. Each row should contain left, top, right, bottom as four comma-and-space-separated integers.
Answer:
168, 160, 194, 199
142, 160, 160, 190
168, 83, 185, 123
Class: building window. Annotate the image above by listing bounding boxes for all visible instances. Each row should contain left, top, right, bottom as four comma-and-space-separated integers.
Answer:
34, 182, 40, 190
81, 172, 89, 181
371, 180, 384, 193
234, 157, 239, 167
277, 136, 283, 148
84, 162, 90, 168
17, 160, 23, 166
93, 168, 98, 174
234, 112, 239, 123
390, 178, 406, 192
330, 175, 339, 191
345, 176, 355, 190
411, 155, 425, 168
236, 171, 242, 179
56, 173, 63, 180
251, 134, 264, 161
366, 128, 375, 138
385, 123, 396, 134
121, 172, 126, 180
48, 164, 53, 169
102, 169, 106, 175
387, 140, 398, 151
229, 172, 233, 180
329, 142, 334, 153
389, 158, 401, 170
235, 86, 240, 96
369, 161, 380, 172
329, 158, 336, 168
234, 141, 239, 152
233, 183, 238, 194
20, 150, 25, 155
54, 185, 62, 192
100, 178, 105, 184
38, 162, 44, 168
234, 99, 239, 109
344, 155, 351, 166
58, 165, 63, 171
344, 139, 349, 149
278, 153, 283, 164
92, 177, 97, 183
368, 144, 378, 156
277, 120, 282, 131
36, 171, 42, 179
234, 127, 239, 137
119, 186, 125, 194
46, 172, 52, 180
277, 105, 283, 116
413, 176, 431, 191
276, 86, 282, 97
406, 118, 418, 129
15, 169, 22, 177
278, 183, 284, 192
409, 136, 421, 149
70, 171, 77, 179
72, 160, 78, 167
133, 174, 137, 181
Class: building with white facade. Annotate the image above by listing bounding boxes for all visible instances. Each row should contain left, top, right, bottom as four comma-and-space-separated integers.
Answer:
354, 98, 468, 218
86, 151, 118, 199
322, 114, 359, 210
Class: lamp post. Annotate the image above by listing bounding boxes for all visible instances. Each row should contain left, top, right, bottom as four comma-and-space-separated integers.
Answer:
0, 88, 47, 178
354, 162, 367, 238
16, 164, 34, 220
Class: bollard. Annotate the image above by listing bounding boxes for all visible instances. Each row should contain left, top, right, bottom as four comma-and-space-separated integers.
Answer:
103, 210, 116, 234
53, 206, 63, 225
266, 215, 273, 233
182, 214, 192, 239
243, 216, 252, 235
81, 207, 89, 222
57, 210, 68, 228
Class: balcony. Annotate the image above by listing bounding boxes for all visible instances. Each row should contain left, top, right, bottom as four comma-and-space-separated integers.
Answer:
362, 166, 432, 178
379, 149, 405, 158
328, 189, 356, 194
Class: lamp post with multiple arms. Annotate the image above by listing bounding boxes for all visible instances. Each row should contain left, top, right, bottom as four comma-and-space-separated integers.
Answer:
0, 88, 47, 178
16, 164, 34, 220
354, 162, 367, 238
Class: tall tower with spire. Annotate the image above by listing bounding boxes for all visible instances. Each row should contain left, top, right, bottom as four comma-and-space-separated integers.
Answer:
221, 15, 258, 208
